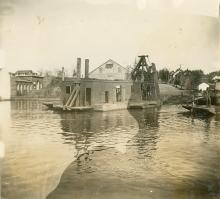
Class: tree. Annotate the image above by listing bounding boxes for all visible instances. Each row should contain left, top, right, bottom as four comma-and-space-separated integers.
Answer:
159, 68, 170, 83
207, 70, 220, 82
190, 70, 204, 89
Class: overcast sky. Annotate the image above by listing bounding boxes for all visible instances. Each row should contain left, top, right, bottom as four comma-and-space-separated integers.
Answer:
0, 0, 219, 74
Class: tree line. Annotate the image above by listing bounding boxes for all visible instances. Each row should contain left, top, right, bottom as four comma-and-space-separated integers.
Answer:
158, 68, 220, 89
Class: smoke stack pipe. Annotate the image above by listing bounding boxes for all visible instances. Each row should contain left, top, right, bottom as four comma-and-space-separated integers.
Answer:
85, 59, 89, 79
61, 67, 65, 81
76, 58, 81, 79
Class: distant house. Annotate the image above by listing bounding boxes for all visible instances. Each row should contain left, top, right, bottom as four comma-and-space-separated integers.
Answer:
14, 70, 39, 77
169, 68, 185, 88
169, 68, 206, 90
198, 82, 209, 91
89, 59, 129, 80
213, 76, 220, 82
10, 70, 44, 98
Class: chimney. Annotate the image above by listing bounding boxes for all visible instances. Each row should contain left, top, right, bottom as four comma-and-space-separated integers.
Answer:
76, 58, 81, 79
85, 59, 89, 79
61, 67, 65, 81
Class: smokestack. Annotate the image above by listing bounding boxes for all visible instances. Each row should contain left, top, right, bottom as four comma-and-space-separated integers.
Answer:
85, 59, 89, 79
76, 58, 81, 79
61, 67, 65, 81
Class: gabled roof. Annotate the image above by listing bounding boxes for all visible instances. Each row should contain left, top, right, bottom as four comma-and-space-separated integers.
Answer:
89, 59, 128, 74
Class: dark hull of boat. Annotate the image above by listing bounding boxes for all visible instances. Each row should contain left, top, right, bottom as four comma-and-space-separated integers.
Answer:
182, 105, 215, 115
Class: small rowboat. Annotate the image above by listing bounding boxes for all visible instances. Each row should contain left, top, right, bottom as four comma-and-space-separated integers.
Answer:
182, 105, 216, 115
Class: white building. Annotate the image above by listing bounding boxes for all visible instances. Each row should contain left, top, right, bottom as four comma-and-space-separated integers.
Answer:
198, 82, 209, 91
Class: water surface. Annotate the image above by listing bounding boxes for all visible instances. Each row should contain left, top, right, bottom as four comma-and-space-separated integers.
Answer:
1, 101, 220, 199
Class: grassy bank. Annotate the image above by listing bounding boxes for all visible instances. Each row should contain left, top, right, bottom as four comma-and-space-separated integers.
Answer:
159, 84, 192, 105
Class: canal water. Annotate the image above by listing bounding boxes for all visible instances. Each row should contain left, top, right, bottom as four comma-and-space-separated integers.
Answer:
0, 101, 220, 199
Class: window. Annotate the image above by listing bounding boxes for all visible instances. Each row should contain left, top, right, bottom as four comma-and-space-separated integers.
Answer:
66, 86, 71, 94
106, 64, 113, 69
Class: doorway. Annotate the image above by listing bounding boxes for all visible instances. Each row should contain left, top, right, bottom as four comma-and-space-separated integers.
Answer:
116, 86, 122, 102
85, 88, 91, 106
105, 91, 109, 103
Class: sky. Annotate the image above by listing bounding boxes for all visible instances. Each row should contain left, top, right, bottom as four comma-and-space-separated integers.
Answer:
0, 0, 219, 74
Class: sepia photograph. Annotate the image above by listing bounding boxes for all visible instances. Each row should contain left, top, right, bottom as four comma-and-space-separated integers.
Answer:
0, 0, 220, 198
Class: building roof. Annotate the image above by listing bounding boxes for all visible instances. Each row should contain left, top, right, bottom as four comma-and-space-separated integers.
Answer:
89, 59, 128, 74
173, 68, 182, 77
14, 70, 43, 78
16, 70, 33, 73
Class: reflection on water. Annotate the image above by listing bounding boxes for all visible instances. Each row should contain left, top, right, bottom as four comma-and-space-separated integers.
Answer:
1, 101, 75, 199
59, 109, 138, 154
1, 101, 220, 199
128, 108, 159, 159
